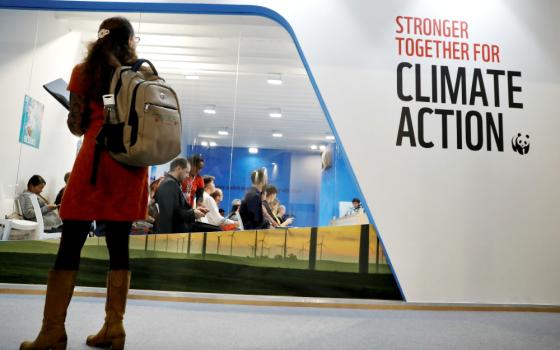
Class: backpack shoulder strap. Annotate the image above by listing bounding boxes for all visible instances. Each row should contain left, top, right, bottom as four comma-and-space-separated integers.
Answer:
90, 125, 107, 185
132, 59, 158, 75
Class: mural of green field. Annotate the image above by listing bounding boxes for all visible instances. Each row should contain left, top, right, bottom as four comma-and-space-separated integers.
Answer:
0, 225, 401, 300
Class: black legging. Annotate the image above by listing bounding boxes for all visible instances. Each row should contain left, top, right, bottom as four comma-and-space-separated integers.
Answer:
54, 220, 131, 270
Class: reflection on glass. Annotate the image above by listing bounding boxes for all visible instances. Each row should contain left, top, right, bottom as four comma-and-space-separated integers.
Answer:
0, 8, 399, 300
0, 10, 370, 240
118, 225, 390, 275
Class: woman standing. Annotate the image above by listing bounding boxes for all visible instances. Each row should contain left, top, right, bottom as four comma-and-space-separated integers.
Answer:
20, 17, 148, 350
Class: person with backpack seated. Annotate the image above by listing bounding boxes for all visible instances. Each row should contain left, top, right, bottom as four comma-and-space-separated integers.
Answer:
18, 175, 63, 232
154, 158, 221, 234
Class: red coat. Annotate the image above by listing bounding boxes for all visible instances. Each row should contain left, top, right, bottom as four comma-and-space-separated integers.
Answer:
59, 64, 149, 221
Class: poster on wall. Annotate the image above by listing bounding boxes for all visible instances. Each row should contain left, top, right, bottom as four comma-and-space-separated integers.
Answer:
393, 16, 526, 154
18, 95, 44, 149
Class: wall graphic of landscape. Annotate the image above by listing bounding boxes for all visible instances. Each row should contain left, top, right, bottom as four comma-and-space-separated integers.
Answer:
0, 225, 401, 300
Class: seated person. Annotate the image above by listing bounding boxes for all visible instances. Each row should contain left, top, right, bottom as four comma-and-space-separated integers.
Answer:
199, 176, 238, 228
271, 199, 293, 227
240, 168, 269, 229
345, 198, 363, 216
19, 175, 63, 231
147, 175, 165, 224
277, 204, 288, 223
213, 190, 238, 230
211, 189, 226, 211
127, 176, 165, 235
262, 185, 280, 228
227, 199, 244, 230
227, 199, 241, 221
154, 158, 220, 233
54, 172, 70, 205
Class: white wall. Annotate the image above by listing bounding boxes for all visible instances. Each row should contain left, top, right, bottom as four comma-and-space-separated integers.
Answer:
251, 0, 560, 305
157, 0, 559, 304
0, 10, 38, 206
0, 10, 82, 204
1, 1, 559, 305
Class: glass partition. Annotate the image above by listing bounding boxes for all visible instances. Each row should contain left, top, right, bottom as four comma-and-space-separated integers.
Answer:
0, 8, 398, 300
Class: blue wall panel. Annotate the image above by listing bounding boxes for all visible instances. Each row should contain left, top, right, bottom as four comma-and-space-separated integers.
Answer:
319, 144, 363, 226
187, 145, 320, 227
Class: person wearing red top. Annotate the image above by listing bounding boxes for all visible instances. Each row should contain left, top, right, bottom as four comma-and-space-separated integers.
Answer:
21, 17, 146, 350
181, 154, 205, 207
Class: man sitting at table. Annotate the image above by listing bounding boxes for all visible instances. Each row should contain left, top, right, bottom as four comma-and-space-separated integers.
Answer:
154, 158, 220, 233
199, 176, 238, 229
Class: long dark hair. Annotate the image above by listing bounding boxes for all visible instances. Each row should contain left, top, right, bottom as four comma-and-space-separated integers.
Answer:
83, 17, 137, 102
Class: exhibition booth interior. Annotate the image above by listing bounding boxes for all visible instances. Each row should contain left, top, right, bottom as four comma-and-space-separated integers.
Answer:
0, 9, 400, 300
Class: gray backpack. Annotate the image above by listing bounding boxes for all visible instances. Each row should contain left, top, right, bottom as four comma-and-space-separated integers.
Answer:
92, 59, 182, 184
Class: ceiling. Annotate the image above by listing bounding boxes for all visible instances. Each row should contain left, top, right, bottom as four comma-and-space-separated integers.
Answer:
55, 11, 335, 152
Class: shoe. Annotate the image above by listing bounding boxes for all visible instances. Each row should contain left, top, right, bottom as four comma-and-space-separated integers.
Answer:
20, 270, 77, 350
86, 270, 131, 350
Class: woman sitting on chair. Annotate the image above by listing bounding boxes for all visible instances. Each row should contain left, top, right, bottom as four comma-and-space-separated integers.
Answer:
18, 175, 62, 231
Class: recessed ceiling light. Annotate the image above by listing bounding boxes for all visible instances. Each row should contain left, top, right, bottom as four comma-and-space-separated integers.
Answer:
319, 145, 327, 151
218, 130, 229, 136
269, 108, 282, 118
272, 132, 283, 138
325, 135, 335, 140
310, 145, 318, 150
200, 141, 209, 147
267, 73, 283, 85
209, 141, 217, 147
203, 105, 216, 115
185, 74, 200, 80
249, 147, 259, 154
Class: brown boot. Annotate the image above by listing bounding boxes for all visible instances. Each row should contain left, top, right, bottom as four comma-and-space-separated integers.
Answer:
86, 270, 131, 350
20, 270, 77, 350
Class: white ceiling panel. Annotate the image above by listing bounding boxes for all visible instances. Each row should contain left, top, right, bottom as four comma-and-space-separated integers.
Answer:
57, 11, 333, 152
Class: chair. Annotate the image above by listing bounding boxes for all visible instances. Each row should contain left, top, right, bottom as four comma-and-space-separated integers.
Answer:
0, 197, 38, 241
0, 219, 38, 240
27, 194, 61, 240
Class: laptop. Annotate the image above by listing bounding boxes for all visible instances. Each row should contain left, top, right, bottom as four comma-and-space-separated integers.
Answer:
43, 78, 70, 110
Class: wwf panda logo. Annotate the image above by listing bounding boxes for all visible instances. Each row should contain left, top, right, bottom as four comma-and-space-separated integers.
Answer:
512, 133, 530, 155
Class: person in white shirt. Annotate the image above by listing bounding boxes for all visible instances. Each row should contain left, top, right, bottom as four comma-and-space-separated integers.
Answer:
210, 188, 224, 207
200, 175, 238, 228
345, 198, 363, 216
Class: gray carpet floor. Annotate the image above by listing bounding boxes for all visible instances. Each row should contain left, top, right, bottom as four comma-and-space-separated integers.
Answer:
1, 293, 559, 350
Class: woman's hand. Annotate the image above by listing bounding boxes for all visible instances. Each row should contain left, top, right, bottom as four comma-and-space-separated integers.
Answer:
47, 204, 58, 211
